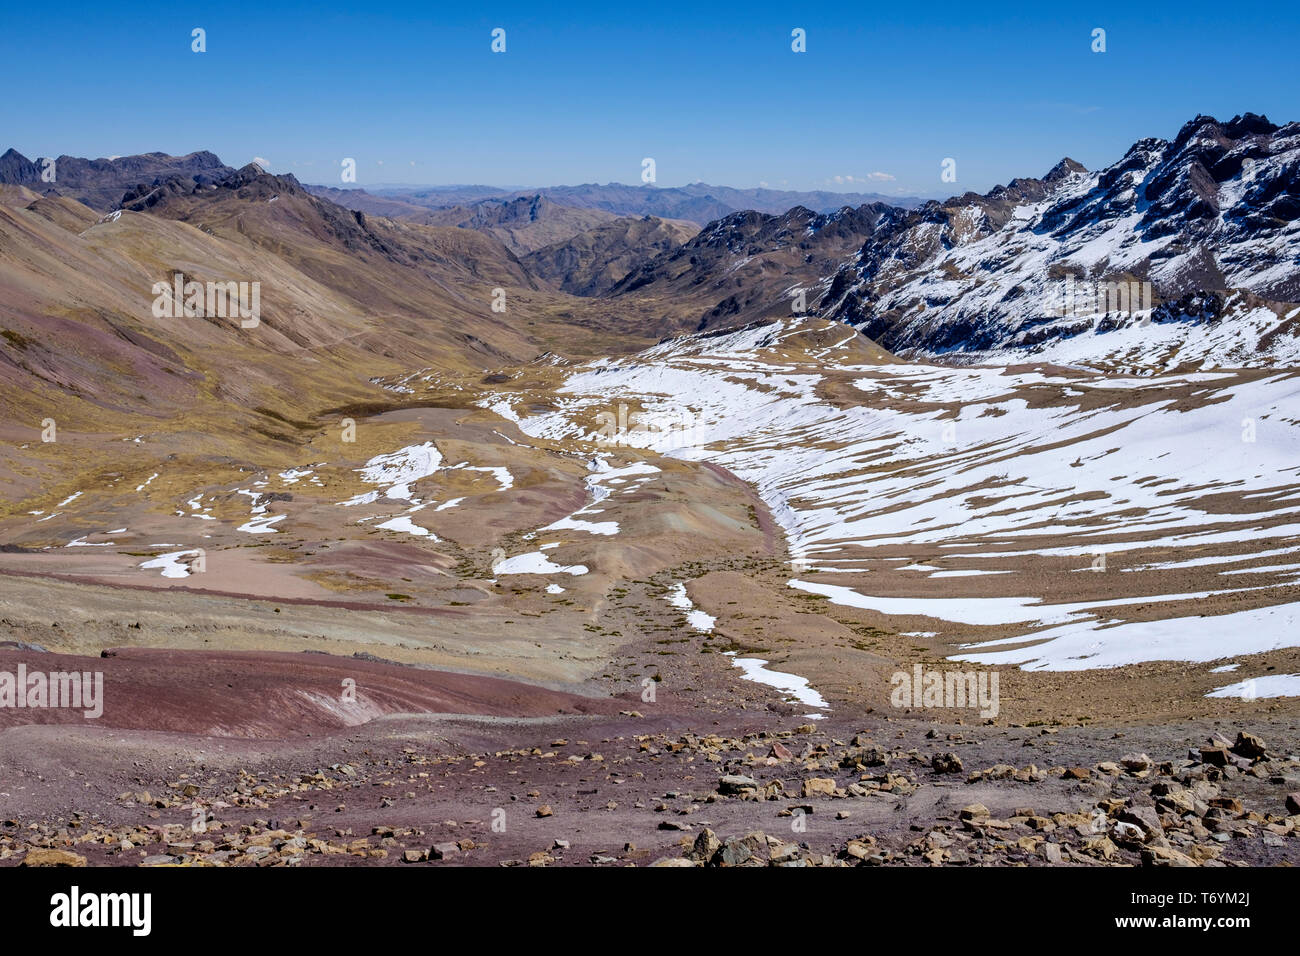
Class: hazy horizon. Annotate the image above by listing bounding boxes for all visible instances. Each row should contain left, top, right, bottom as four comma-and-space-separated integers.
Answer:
5, 0, 1296, 198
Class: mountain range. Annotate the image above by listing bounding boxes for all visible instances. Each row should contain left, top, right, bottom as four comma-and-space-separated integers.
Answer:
4, 113, 1299, 381
823, 113, 1300, 366
0, 148, 233, 211
2, 112, 1300, 871
344, 181, 923, 224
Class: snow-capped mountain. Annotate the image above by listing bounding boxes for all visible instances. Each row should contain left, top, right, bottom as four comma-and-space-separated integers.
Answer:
825, 113, 1300, 368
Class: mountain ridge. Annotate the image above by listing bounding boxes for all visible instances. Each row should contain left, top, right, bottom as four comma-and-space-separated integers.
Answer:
821, 111, 1300, 367
5, 110, 1300, 373
0, 148, 234, 211
337, 180, 924, 224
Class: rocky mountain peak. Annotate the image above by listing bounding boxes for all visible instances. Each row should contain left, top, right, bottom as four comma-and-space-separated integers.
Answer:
0, 147, 40, 184
825, 111, 1300, 365
1044, 157, 1087, 184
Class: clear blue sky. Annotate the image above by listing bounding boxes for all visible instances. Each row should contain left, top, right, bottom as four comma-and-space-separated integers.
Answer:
2, 1, 1295, 197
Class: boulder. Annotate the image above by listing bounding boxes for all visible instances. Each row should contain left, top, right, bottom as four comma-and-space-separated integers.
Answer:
932, 752, 964, 774
20, 848, 87, 867
1231, 732, 1267, 760
802, 777, 837, 797
1142, 845, 1197, 867
718, 775, 759, 795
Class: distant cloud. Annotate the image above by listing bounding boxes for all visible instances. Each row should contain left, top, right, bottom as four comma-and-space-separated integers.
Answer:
828, 172, 896, 186
252, 156, 270, 169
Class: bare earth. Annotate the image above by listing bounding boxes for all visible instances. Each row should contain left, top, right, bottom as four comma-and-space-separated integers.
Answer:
2, 321, 1298, 868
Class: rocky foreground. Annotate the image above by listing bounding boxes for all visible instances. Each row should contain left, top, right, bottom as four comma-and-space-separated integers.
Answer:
4, 709, 1297, 868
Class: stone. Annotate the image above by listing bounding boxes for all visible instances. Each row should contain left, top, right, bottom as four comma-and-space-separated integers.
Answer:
402, 849, 428, 863
1188, 843, 1223, 863
718, 775, 759, 795
959, 804, 990, 821
431, 842, 459, 860
1286, 793, 1300, 815
1200, 747, 1230, 767
768, 742, 793, 760
802, 777, 837, 797
1232, 732, 1267, 760
932, 752, 963, 774
768, 843, 802, 864
1081, 836, 1119, 861
1118, 806, 1165, 842
844, 837, 877, 860
688, 828, 721, 862
20, 848, 86, 867
535, 805, 553, 818
925, 831, 954, 850
716, 841, 751, 867
1156, 789, 1197, 815
1063, 766, 1091, 780
1120, 752, 1153, 772
1208, 796, 1242, 815
650, 857, 697, 866
716, 832, 769, 867
840, 747, 889, 768
1142, 845, 1197, 867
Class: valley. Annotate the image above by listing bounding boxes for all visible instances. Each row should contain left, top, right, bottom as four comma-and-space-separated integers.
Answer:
1, 114, 1299, 869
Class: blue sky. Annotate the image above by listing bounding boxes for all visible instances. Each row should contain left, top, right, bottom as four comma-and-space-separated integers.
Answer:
3, 1, 1295, 197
